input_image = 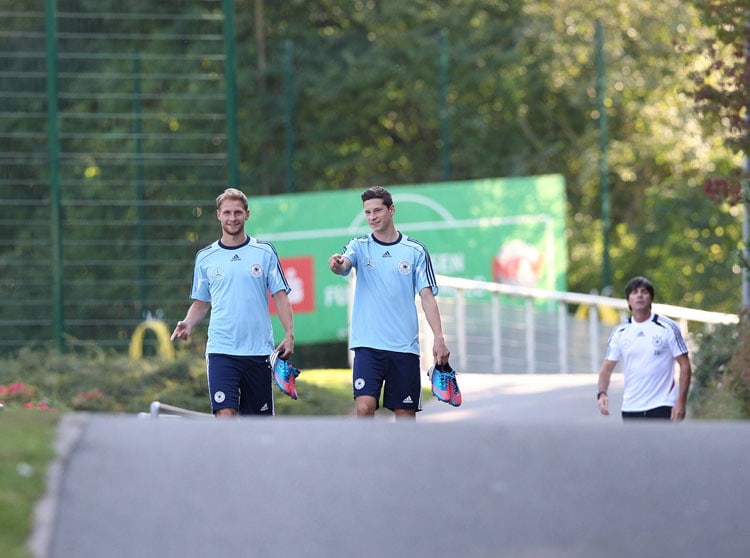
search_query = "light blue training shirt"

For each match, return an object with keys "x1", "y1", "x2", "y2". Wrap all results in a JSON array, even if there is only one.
[
  {"x1": 341, "y1": 232, "x2": 438, "y2": 355},
  {"x1": 190, "y1": 236, "x2": 290, "y2": 356}
]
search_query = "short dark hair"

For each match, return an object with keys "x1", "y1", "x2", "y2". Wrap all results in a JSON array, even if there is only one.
[
  {"x1": 624, "y1": 276, "x2": 655, "y2": 300},
  {"x1": 361, "y1": 186, "x2": 393, "y2": 207}
]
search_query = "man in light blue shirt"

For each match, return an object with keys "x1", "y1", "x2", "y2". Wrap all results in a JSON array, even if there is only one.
[
  {"x1": 328, "y1": 186, "x2": 451, "y2": 420},
  {"x1": 171, "y1": 188, "x2": 294, "y2": 417}
]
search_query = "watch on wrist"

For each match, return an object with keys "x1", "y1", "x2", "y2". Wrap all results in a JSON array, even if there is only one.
[{"x1": 597, "y1": 391, "x2": 607, "y2": 400}]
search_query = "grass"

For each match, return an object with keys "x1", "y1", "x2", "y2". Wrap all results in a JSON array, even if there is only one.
[
  {"x1": 275, "y1": 368, "x2": 355, "y2": 416},
  {"x1": 0, "y1": 407, "x2": 58, "y2": 558},
  {"x1": 690, "y1": 385, "x2": 748, "y2": 420}
]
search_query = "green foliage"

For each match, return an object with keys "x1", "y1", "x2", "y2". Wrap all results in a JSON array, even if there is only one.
[
  {"x1": 686, "y1": 0, "x2": 750, "y2": 414},
  {"x1": 608, "y1": 180, "x2": 742, "y2": 310},
  {"x1": 275, "y1": 369, "x2": 354, "y2": 416},
  {"x1": 691, "y1": 0, "x2": 750, "y2": 162},
  {"x1": 722, "y1": 317, "x2": 750, "y2": 417},
  {"x1": 0, "y1": 344, "x2": 356, "y2": 416},
  {"x1": 690, "y1": 320, "x2": 750, "y2": 419},
  {"x1": 691, "y1": 323, "x2": 738, "y2": 394},
  {"x1": 1, "y1": 0, "x2": 746, "y2": 354},
  {"x1": 0, "y1": 343, "x2": 201, "y2": 414}
]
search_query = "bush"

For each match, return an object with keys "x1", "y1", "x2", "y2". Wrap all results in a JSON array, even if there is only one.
[
  {"x1": 0, "y1": 342, "x2": 353, "y2": 416},
  {"x1": 690, "y1": 318, "x2": 750, "y2": 419},
  {"x1": 723, "y1": 316, "x2": 750, "y2": 417}
]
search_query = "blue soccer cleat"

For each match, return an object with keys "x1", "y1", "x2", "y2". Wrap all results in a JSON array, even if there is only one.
[
  {"x1": 443, "y1": 362, "x2": 462, "y2": 407},
  {"x1": 268, "y1": 350, "x2": 300, "y2": 400},
  {"x1": 428, "y1": 363, "x2": 451, "y2": 404},
  {"x1": 428, "y1": 362, "x2": 461, "y2": 407}
]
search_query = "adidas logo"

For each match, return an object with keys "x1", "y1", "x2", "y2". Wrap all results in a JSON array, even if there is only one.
[
  {"x1": 383, "y1": 251, "x2": 392, "y2": 258},
  {"x1": 260, "y1": 403, "x2": 269, "y2": 412},
  {"x1": 636, "y1": 331, "x2": 645, "y2": 337},
  {"x1": 402, "y1": 395, "x2": 413, "y2": 404},
  {"x1": 231, "y1": 254, "x2": 241, "y2": 261}
]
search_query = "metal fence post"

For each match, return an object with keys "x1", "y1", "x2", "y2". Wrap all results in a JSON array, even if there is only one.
[
  {"x1": 439, "y1": 29, "x2": 452, "y2": 181},
  {"x1": 525, "y1": 297, "x2": 535, "y2": 373},
  {"x1": 491, "y1": 293, "x2": 502, "y2": 373},
  {"x1": 558, "y1": 302, "x2": 569, "y2": 373},
  {"x1": 45, "y1": 0, "x2": 64, "y2": 352},
  {"x1": 456, "y1": 287, "x2": 467, "y2": 372},
  {"x1": 283, "y1": 39, "x2": 296, "y2": 193},
  {"x1": 223, "y1": 0, "x2": 240, "y2": 188}
]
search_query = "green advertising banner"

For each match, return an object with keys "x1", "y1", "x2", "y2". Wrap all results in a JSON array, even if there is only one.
[{"x1": 248, "y1": 175, "x2": 567, "y2": 345}]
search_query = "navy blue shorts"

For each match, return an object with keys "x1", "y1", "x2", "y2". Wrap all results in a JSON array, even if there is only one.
[
  {"x1": 352, "y1": 347, "x2": 422, "y2": 412},
  {"x1": 206, "y1": 354, "x2": 274, "y2": 415}
]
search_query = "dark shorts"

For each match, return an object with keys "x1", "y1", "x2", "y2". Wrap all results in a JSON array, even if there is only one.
[
  {"x1": 621, "y1": 406, "x2": 672, "y2": 420},
  {"x1": 206, "y1": 354, "x2": 274, "y2": 415},
  {"x1": 352, "y1": 347, "x2": 422, "y2": 412}
]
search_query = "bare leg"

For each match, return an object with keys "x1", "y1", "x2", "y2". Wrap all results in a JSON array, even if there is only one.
[
  {"x1": 393, "y1": 409, "x2": 416, "y2": 421},
  {"x1": 354, "y1": 395, "x2": 377, "y2": 418}
]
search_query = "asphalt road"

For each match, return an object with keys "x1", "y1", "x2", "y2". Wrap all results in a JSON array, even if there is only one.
[{"x1": 31, "y1": 374, "x2": 750, "y2": 558}]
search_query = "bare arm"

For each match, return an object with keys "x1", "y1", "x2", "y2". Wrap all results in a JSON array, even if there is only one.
[
  {"x1": 170, "y1": 300, "x2": 211, "y2": 341},
  {"x1": 596, "y1": 359, "x2": 617, "y2": 416},
  {"x1": 419, "y1": 287, "x2": 450, "y2": 365},
  {"x1": 671, "y1": 353, "x2": 692, "y2": 421},
  {"x1": 328, "y1": 253, "x2": 352, "y2": 275},
  {"x1": 271, "y1": 289, "x2": 295, "y2": 358}
]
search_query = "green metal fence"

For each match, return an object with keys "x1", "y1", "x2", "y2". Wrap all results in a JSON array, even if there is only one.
[
  {"x1": 1, "y1": 1, "x2": 237, "y2": 353},
  {"x1": 0, "y1": 1, "x2": 458, "y2": 357}
]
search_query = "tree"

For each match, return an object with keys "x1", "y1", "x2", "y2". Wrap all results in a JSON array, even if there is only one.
[
  {"x1": 1, "y1": 0, "x2": 745, "y2": 353},
  {"x1": 692, "y1": 0, "x2": 750, "y2": 300}
]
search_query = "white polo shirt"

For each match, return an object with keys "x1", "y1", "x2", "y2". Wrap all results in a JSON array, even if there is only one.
[{"x1": 603, "y1": 313, "x2": 689, "y2": 412}]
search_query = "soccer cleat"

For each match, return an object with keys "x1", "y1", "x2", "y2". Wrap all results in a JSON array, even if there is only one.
[
  {"x1": 429, "y1": 362, "x2": 462, "y2": 407},
  {"x1": 428, "y1": 363, "x2": 451, "y2": 404},
  {"x1": 268, "y1": 350, "x2": 300, "y2": 400},
  {"x1": 443, "y1": 362, "x2": 462, "y2": 407}
]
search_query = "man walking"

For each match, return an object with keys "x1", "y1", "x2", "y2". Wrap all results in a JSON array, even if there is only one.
[
  {"x1": 597, "y1": 276, "x2": 692, "y2": 421},
  {"x1": 328, "y1": 186, "x2": 451, "y2": 420},
  {"x1": 171, "y1": 188, "x2": 295, "y2": 417}
]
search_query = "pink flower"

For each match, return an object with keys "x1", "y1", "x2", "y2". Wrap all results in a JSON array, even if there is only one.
[{"x1": 9, "y1": 383, "x2": 26, "y2": 395}]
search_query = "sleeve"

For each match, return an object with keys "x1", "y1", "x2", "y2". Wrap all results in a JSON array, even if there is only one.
[
  {"x1": 190, "y1": 256, "x2": 211, "y2": 302},
  {"x1": 341, "y1": 238, "x2": 358, "y2": 275},
  {"x1": 266, "y1": 245, "x2": 291, "y2": 296},
  {"x1": 668, "y1": 320, "x2": 689, "y2": 356},
  {"x1": 415, "y1": 245, "x2": 438, "y2": 296},
  {"x1": 603, "y1": 328, "x2": 621, "y2": 362}
]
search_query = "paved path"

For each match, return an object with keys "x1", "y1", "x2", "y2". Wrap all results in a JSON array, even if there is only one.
[
  {"x1": 32, "y1": 374, "x2": 750, "y2": 558},
  {"x1": 419, "y1": 373, "x2": 624, "y2": 423}
]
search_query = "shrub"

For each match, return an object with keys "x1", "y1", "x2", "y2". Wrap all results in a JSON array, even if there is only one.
[
  {"x1": 0, "y1": 342, "x2": 353, "y2": 416},
  {"x1": 690, "y1": 318, "x2": 750, "y2": 419}
]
